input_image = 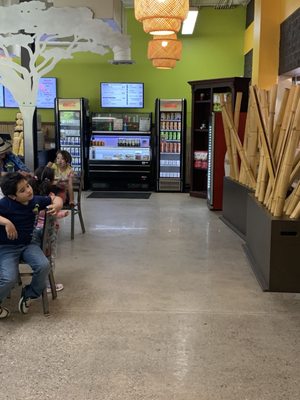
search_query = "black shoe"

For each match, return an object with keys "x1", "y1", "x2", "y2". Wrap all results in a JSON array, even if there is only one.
[
  {"x1": 0, "y1": 305, "x2": 10, "y2": 319},
  {"x1": 18, "y1": 289, "x2": 32, "y2": 314}
]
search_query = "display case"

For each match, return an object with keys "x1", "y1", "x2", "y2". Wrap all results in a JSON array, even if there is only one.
[
  {"x1": 55, "y1": 98, "x2": 90, "y2": 189},
  {"x1": 88, "y1": 112, "x2": 153, "y2": 190},
  {"x1": 188, "y1": 77, "x2": 250, "y2": 204},
  {"x1": 155, "y1": 99, "x2": 186, "y2": 192}
]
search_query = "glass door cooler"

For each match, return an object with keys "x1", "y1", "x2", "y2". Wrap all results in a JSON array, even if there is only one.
[
  {"x1": 55, "y1": 98, "x2": 89, "y2": 188},
  {"x1": 155, "y1": 98, "x2": 186, "y2": 192},
  {"x1": 88, "y1": 113, "x2": 153, "y2": 190}
]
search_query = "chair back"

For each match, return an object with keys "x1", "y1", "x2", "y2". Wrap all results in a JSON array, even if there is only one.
[{"x1": 72, "y1": 172, "x2": 84, "y2": 205}]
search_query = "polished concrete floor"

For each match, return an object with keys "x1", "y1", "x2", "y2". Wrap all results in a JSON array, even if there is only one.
[{"x1": 1, "y1": 193, "x2": 300, "y2": 400}]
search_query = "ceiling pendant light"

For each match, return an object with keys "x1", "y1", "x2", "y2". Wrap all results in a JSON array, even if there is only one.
[
  {"x1": 135, "y1": 0, "x2": 189, "y2": 35},
  {"x1": 152, "y1": 59, "x2": 177, "y2": 69},
  {"x1": 147, "y1": 34, "x2": 182, "y2": 69}
]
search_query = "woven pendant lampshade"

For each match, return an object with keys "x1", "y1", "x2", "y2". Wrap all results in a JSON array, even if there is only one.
[
  {"x1": 135, "y1": 0, "x2": 189, "y2": 35},
  {"x1": 148, "y1": 34, "x2": 182, "y2": 69},
  {"x1": 152, "y1": 59, "x2": 177, "y2": 69}
]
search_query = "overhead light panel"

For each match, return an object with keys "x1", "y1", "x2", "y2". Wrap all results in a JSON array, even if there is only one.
[{"x1": 181, "y1": 8, "x2": 199, "y2": 35}]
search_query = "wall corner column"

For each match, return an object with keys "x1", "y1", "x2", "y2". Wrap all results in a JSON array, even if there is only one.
[{"x1": 252, "y1": 0, "x2": 281, "y2": 89}]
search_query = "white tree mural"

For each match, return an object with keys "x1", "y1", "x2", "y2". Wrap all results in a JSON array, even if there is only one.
[{"x1": 0, "y1": 1, "x2": 131, "y2": 169}]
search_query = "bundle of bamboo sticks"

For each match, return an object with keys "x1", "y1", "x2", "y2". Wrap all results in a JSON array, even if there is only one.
[{"x1": 221, "y1": 84, "x2": 300, "y2": 219}]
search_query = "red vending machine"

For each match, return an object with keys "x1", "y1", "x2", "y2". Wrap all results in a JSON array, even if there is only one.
[{"x1": 207, "y1": 111, "x2": 247, "y2": 210}]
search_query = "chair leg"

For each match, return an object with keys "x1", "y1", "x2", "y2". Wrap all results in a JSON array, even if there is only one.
[
  {"x1": 42, "y1": 288, "x2": 50, "y2": 316},
  {"x1": 48, "y1": 269, "x2": 57, "y2": 300},
  {"x1": 71, "y1": 209, "x2": 75, "y2": 240},
  {"x1": 78, "y1": 207, "x2": 86, "y2": 234}
]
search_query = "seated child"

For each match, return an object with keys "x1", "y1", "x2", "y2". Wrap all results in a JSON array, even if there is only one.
[
  {"x1": 30, "y1": 166, "x2": 69, "y2": 293},
  {"x1": 47, "y1": 150, "x2": 74, "y2": 206},
  {"x1": 0, "y1": 172, "x2": 63, "y2": 319}
]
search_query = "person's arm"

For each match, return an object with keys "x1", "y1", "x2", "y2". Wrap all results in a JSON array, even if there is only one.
[
  {"x1": 0, "y1": 215, "x2": 18, "y2": 240},
  {"x1": 47, "y1": 194, "x2": 63, "y2": 215},
  {"x1": 8, "y1": 153, "x2": 30, "y2": 173},
  {"x1": 46, "y1": 161, "x2": 53, "y2": 168}
]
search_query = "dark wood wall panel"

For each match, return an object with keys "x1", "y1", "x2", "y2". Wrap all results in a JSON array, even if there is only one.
[
  {"x1": 246, "y1": 0, "x2": 254, "y2": 28},
  {"x1": 279, "y1": 7, "x2": 300, "y2": 75},
  {"x1": 244, "y1": 49, "x2": 253, "y2": 79}
]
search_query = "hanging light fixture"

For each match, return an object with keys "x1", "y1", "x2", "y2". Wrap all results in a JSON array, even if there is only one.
[
  {"x1": 152, "y1": 59, "x2": 177, "y2": 69},
  {"x1": 147, "y1": 34, "x2": 182, "y2": 69},
  {"x1": 135, "y1": 0, "x2": 189, "y2": 35}
]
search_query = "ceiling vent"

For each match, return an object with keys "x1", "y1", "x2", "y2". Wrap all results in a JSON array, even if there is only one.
[{"x1": 109, "y1": 46, "x2": 135, "y2": 65}]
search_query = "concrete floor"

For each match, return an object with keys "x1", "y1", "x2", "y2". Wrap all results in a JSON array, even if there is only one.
[{"x1": 1, "y1": 192, "x2": 300, "y2": 400}]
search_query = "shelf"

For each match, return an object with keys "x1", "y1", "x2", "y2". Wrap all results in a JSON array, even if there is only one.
[
  {"x1": 91, "y1": 146, "x2": 150, "y2": 150},
  {"x1": 195, "y1": 100, "x2": 211, "y2": 103},
  {"x1": 92, "y1": 130, "x2": 151, "y2": 134},
  {"x1": 160, "y1": 140, "x2": 181, "y2": 142},
  {"x1": 194, "y1": 129, "x2": 209, "y2": 133},
  {"x1": 160, "y1": 129, "x2": 181, "y2": 132}
]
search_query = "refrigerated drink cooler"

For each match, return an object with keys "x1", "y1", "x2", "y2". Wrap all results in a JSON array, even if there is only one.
[
  {"x1": 55, "y1": 98, "x2": 89, "y2": 188},
  {"x1": 155, "y1": 98, "x2": 186, "y2": 192},
  {"x1": 88, "y1": 112, "x2": 153, "y2": 191},
  {"x1": 207, "y1": 111, "x2": 247, "y2": 210}
]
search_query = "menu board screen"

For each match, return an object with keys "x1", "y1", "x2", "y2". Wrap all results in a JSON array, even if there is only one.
[
  {"x1": 101, "y1": 82, "x2": 144, "y2": 109},
  {"x1": 0, "y1": 85, "x2": 3, "y2": 107},
  {"x1": 3, "y1": 77, "x2": 57, "y2": 108}
]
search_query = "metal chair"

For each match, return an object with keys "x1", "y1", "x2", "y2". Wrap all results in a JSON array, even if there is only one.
[
  {"x1": 19, "y1": 213, "x2": 57, "y2": 315},
  {"x1": 63, "y1": 173, "x2": 86, "y2": 240}
]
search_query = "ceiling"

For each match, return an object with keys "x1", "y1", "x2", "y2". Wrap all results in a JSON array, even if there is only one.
[{"x1": 121, "y1": 0, "x2": 250, "y2": 8}]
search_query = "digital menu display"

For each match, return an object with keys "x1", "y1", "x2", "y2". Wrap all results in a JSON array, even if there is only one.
[
  {"x1": 101, "y1": 82, "x2": 144, "y2": 109},
  {"x1": 3, "y1": 77, "x2": 57, "y2": 108},
  {"x1": 0, "y1": 85, "x2": 4, "y2": 107}
]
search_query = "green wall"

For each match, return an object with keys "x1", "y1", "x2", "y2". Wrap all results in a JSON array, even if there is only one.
[{"x1": 0, "y1": 7, "x2": 246, "y2": 126}]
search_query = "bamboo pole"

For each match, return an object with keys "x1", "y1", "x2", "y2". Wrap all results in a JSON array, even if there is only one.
[
  {"x1": 288, "y1": 151, "x2": 300, "y2": 186},
  {"x1": 221, "y1": 100, "x2": 256, "y2": 188},
  {"x1": 272, "y1": 88, "x2": 290, "y2": 152},
  {"x1": 220, "y1": 94, "x2": 235, "y2": 180},
  {"x1": 257, "y1": 91, "x2": 271, "y2": 201},
  {"x1": 273, "y1": 87, "x2": 300, "y2": 217},
  {"x1": 255, "y1": 147, "x2": 264, "y2": 198},
  {"x1": 290, "y1": 199, "x2": 300, "y2": 219},
  {"x1": 285, "y1": 181, "x2": 300, "y2": 215},
  {"x1": 238, "y1": 95, "x2": 251, "y2": 185},
  {"x1": 274, "y1": 86, "x2": 296, "y2": 164},
  {"x1": 231, "y1": 92, "x2": 242, "y2": 179},
  {"x1": 258, "y1": 86, "x2": 277, "y2": 203},
  {"x1": 245, "y1": 96, "x2": 259, "y2": 184},
  {"x1": 250, "y1": 86, "x2": 276, "y2": 186},
  {"x1": 267, "y1": 85, "x2": 278, "y2": 147},
  {"x1": 271, "y1": 86, "x2": 300, "y2": 214},
  {"x1": 227, "y1": 100, "x2": 239, "y2": 180},
  {"x1": 269, "y1": 88, "x2": 297, "y2": 213}
]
